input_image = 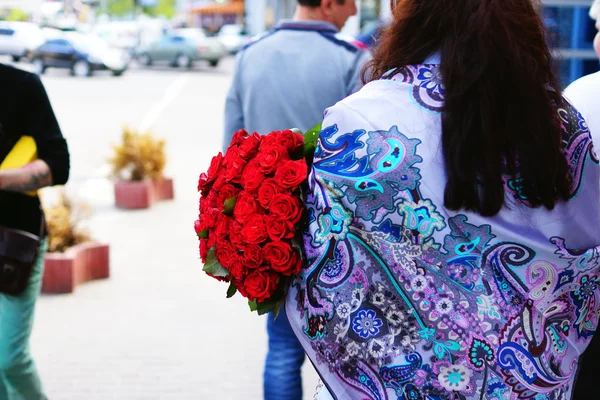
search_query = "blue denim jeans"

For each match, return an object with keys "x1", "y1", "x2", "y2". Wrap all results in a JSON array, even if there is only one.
[
  {"x1": 0, "y1": 240, "x2": 47, "y2": 400},
  {"x1": 264, "y1": 307, "x2": 305, "y2": 400}
]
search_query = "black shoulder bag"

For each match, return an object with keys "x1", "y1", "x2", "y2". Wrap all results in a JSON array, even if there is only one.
[{"x1": 0, "y1": 129, "x2": 44, "y2": 296}]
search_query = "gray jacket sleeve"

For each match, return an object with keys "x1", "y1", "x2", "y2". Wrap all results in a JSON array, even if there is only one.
[
  {"x1": 346, "y1": 50, "x2": 373, "y2": 96},
  {"x1": 223, "y1": 53, "x2": 245, "y2": 153}
]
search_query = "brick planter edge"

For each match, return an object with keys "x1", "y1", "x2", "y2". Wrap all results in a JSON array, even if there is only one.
[{"x1": 42, "y1": 242, "x2": 110, "y2": 294}]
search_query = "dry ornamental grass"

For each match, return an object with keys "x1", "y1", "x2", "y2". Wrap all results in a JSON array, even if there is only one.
[
  {"x1": 44, "y1": 189, "x2": 91, "y2": 253},
  {"x1": 109, "y1": 127, "x2": 167, "y2": 181}
]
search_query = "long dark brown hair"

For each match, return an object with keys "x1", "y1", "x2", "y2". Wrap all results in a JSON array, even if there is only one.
[{"x1": 366, "y1": 0, "x2": 571, "y2": 216}]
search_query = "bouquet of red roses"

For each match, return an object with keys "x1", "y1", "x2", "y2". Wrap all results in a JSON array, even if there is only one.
[{"x1": 195, "y1": 127, "x2": 319, "y2": 315}]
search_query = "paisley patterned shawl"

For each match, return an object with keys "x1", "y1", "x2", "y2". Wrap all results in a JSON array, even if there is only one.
[{"x1": 285, "y1": 63, "x2": 600, "y2": 400}]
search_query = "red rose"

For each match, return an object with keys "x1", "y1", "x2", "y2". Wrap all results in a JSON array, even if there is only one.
[
  {"x1": 224, "y1": 157, "x2": 246, "y2": 183},
  {"x1": 257, "y1": 179, "x2": 283, "y2": 208},
  {"x1": 277, "y1": 130, "x2": 304, "y2": 151},
  {"x1": 264, "y1": 242, "x2": 303, "y2": 276},
  {"x1": 239, "y1": 132, "x2": 262, "y2": 159},
  {"x1": 222, "y1": 147, "x2": 245, "y2": 182},
  {"x1": 265, "y1": 216, "x2": 295, "y2": 242},
  {"x1": 241, "y1": 214, "x2": 268, "y2": 244},
  {"x1": 211, "y1": 175, "x2": 226, "y2": 192},
  {"x1": 229, "y1": 220, "x2": 246, "y2": 249},
  {"x1": 200, "y1": 194, "x2": 217, "y2": 221},
  {"x1": 234, "y1": 191, "x2": 259, "y2": 223},
  {"x1": 257, "y1": 144, "x2": 290, "y2": 175},
  {"x1": 241, "y1": 269, "x2": 279, "y2": 302},
  {"x1": 197, "y1": 209, "x2": 218, "y2": 233},
  {"x1": 270, "y1": 193, "x2": 303, "y2": 224},
  {"x1": 206, "y1": 208, "x2": 221, "y2": 228},
  {"x1": 204, "y1": 191, "x2": 219, "y2": 210},
  {"x1": 230, "y1": 129, "x2": 249, "y2": 147},
  {"x1": 244, "y1": 244, "x2": 264, "y2": 268},
  {"x1": 274, "y1": 159, "x2": 308, "y2": 190},
  {"x1": 207, "y1": 153, "x2": 224, "y2": 181},
  {"x1": 215, "y1": 215, "x2": 232, "y2": 242},
  {"x1": 216, "y1": 241, "x2": 239, "y2": 269},
  {"x1": 197, "y1": 173, "x2": 210, "y2": 194},
  {"x1": 199, "y1": 196, "x2": 207, "y2": 213},
  {"x1": 199, "y1": 239, "x2": 209, "y2": 263},
  {"x1": 217, "y1": 184, "x2": 240, "y2": 212},
  {"x1": 259, "y1": 132, "x2": 280, "y2": 151},
  {"x1": 198, "y1": 153, "x2": 225, "y2": 194},
  {"x1": 227, "y1": 259, "x2": 247, "y2": 280},
  {"x1": 242, "y1": 160, "x2": 266, "y2": 193},
  {"x1": 207, "y1": 232, "x2": 216, "y2": 249}
]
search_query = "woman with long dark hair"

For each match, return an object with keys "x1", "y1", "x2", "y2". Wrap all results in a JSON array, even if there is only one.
[{"x1": 285, "y1": 0, "x2": 600, "y2": 399}]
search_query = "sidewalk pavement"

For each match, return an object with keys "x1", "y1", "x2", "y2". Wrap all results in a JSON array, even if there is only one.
[
  {"x1": 29, "y1": 67, "x2": 320, "y2": 399},
  {"x1": 31, "y1": 169, "x2": 320, "y2": 400}
]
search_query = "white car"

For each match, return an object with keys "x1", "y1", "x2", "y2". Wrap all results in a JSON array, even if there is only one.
[
  {"x1": 30, "y1": 33, "x2": 130, "y2": 77},
  {"x1": 0, "y1": 22, "x2": 45, "y2": 62},
  {"x1": 217, "y1": 24, "x2": 250, "y2": 54},
  {"x1": 71, "y1": 34, "x2": 131, "y2": 73}
]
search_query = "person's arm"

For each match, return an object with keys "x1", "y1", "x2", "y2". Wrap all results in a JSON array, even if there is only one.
[
  {"x1": 223, "y1": 53, "x2": 245, "y2": 153},
  {"x1": 4, "y1": 73, "x2": 70, "y2": 194},
  {"x1": 0, "y1": 160, "x2": 52, "y2": 193}
]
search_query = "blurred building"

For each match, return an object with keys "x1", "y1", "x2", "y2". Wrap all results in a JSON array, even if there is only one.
[
  {"x1": 189, "y1": 0, "x2": 244, "y2": 34},
  {"x1": 187, "y1": 0, "x2": 391, "y2": 35},
  {"x1": 188, "y1": 0, "x2": 289, "y2": 35}
]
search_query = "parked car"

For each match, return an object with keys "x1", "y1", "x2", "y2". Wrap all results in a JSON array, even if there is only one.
[
  {"x1": 136, "y1": 29, "x2": 227, "y2": 68},
  {"x1": 29, "y1": 34, "x2": 130, "y2": 77},
  {"x1": 0, "y1": 21, "x2": 45, "y2": 62},
  {"x1": 217, "y1": 24, "x2": 250, "y2": 54}
]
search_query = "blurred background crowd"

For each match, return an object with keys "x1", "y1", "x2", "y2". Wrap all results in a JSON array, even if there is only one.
[{"x1": 0, "y1": 0, "x2": 596, "y2": 84}]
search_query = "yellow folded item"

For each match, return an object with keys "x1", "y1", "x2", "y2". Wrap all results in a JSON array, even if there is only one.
[{"x1": 0, "y1": 136, "x2": 38, "y2": 197}]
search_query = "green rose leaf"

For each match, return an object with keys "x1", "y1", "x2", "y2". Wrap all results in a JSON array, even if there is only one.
[
  {"x1": 202, "y1": 247, "x2": 230, "y2": 278},
  {"x1": 224, "y1": 196, "x2": 237, "y2": 216},
  {"x1": 303, "y1": 123, "x2": 322, "y2": 169},
  {"x1": 198, "y1": 230, "x2": 209, "y2": 239},
  {"x1": 248, "y1": 300, "x2": 258, "y2": 312},
  {"x1": 226, "y1": 281, "x2": 237, "y2": 298},
  {"x1": 256, "y1": 300, "x2": 276, "y2": 316},
  {"x1": 271, "y1": 300, "x2": 284, "y2": 320},
  {"x1": 303, "y1": 123, "x2": 321, "y2": 147},
  {"x1": 255, "y1": 290, "x2": 287, "y2": 317}
]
